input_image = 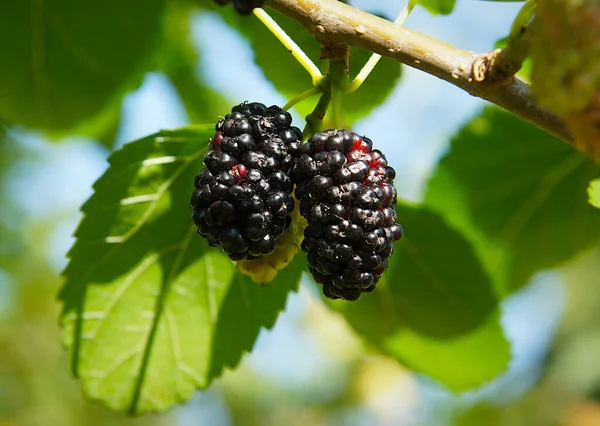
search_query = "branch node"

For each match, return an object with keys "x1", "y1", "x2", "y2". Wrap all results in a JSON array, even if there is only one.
[
  {"x1": 321, "y1": 42, "x2": 349, "y2": 62},
  {"x1": 472, "y1": 49, "x2": 515, "y2": 85},
  {"x1": 268, "y1": 0, "x2": 575, "y2": 148},
  {"x1": 472, "y1": 49, "x2": 498, "y2": 83}
]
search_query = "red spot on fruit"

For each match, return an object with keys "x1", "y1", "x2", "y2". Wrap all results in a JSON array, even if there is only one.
[
  {"x1": 211, "y1": 132, "x2": 223, "y2": 150},
  {"x1": 367, "y1": 151, "x2": 385, "y2": 168},
  {"x1": 231, "y1": 164, "x2": 247, "y2": 181},
  {"x1": 352, "y1": 135, "x2": 370, "y2": 152}
]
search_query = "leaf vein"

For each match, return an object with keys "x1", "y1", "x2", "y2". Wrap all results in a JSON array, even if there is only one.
[
  {"x1": 500, "y1": 152, "x2": 586, "y2": 244},
  {"x1": 87, "y1": 243, "x2": 181, "y2": 342},
  {"x1": 88, "y1": 345, "x2": 143, "y2": 380}
]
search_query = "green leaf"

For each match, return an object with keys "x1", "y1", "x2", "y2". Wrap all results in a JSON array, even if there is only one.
[
  {"x1": 216, "y1": 8, "x2": 401, "y2": 124},
  {"x1": 390, "y1": 203, "x2": 498, "y2": 338},
  {"x1": 590, "y1": 179, "x2": 600, "y2": 209},
  {"x1": 426, "y1": 107, "x2": 600, "y2": 295},
  {"x1": 383, "y1": 313, "x2": 508, "y2": 391},
  {"x1": 330, "y1": 204, "x2": 508, "y2": 390},
  {"x1": 0, "y1": 0, "x2": 164, "y2": 131},
  {"x1": 59, "y1": 128, "x2": 302, "y2": 415},
  {"x1": 412, "y1": 0, "x2": 456, "y2": 15}
]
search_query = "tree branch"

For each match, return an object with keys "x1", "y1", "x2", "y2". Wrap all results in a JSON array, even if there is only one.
[{"x1": 267, "y1": 0, "x2": 575, "y2": 146}]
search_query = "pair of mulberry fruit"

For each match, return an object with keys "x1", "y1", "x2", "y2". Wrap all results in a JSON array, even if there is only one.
[{"x1": 191, "y1": 102, "x2": 403, "y2": 301}]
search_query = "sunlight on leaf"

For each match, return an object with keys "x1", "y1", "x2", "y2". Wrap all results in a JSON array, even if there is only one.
[
  {"x1": 384, "y1": 312, "x2": 508, "y2": 391},
  {"x1": 590, "y1": 179, "x2": 600, "y2": 209},
  {"x1": 59, "y1": 128, "x2": 302, "y2": 415}
]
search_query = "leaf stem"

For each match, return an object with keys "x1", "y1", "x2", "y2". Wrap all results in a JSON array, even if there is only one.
[
  {"x1": 303, "y1": 90, "x2": 331, "y2": 139},
  {"x1": 329, "y1": 59, "x2": 347, "y2": 129},
  {"x1": 345, "y1": 1, "x2": 414, "y2": 94},
  {"x1": 282, "y1": 87, "x2": 321, "y2": 111},
  {"x1": 331, "y1": 83, "x2": 343, "y2": 129},
  {"x1": 492, "y1": 0, "x2": 535, "y2": 79},
  {"x1": 253, "y1": 8, "x2": 323, "y2": 86}
]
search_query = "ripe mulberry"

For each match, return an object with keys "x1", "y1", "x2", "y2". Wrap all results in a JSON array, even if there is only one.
[
  {"x1": 213, "y1": 0, "x2": 267, "y2": 15},
  {"x1": 237, "y1": 197, "x2": 307, "y2": 284},
  {"x1": 292, "y1": 129, "x2": 403, "y2": 301},
  {"x1": 191, "y1": 102, "x2": 301, "y2": 262}
]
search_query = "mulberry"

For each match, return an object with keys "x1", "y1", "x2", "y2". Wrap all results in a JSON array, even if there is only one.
[
  {"x1": 237, "y1": 197, "x2": 307, "y2": 283},
  {"x1": 292, "y1": 129, "x2": 403, "y2": 301},
  {"x1": 191, "y1": 102, "x2": 301, "y2": 261}
]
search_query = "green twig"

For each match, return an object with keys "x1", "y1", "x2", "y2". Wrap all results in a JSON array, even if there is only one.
[
  {"x1": 329, "y1": 59, "x2": 347, "y2": 128},
  {"x1": 345, "y1": 2, "x2": 414, "y2": 94},
  {"x1": 331, "y1": 84, "x2": 343, "y2": 129},
  {"x1": 282, "y1": 87, "x2": 321, "y2": 111},
  {"x1": 303, "y1": 90, "x2": 331, "y2": 139},
  {"x1": 268, "y1": 0, "x2": 574, "y2": 145},
  {"x1": 492, "y1": 0, "x2": 536, "y2": 79},
  {"x1": 253, "y1": 8, "x2": 323, "y2": 85}
]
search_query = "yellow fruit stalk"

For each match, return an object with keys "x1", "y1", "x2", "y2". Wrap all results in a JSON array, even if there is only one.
[{"x1": 237, "y1": 200, "x2": 307, "y2": 284}]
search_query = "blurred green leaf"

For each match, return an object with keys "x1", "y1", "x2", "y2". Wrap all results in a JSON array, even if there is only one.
[
  {"x1": 590, "y1": 179, "x2": 600, "y2": 209},
  {"x1": 386, "y1": 313, "x2": 508, "y2": 391},
  {"x1": 426, "y1": 107, "x2": 600, "y2": 295},
  {"x1": 214, "y1": 8, "x2": 401, "y2": 124},
  {"x1": 454, "y1": 404, "x2": 506, "y2": 426},
  {"x1": 77, "y1": 105, "x2": 122, "y2": 151},
  {"x1": 390, "y1": 203, "x2": 498, "y2": 338},
  {"x1": 59, "y1": 128, "x2": 302, "y2": 415},
  {"x1": 331, "y1": 204, "x2": 508, "y2": 390},
  {"x1": 159, "y1": 4, "x2": 230, "y2": 124},
  {"x1": 0, "y1": 0, "x2": 164, "y2": 131},
  {"x1": 412, "y1": 0, "x2": 456, "y2": 15},
  {"x1": 0, "y1": 133, "x2": 27, "y2": 270}
]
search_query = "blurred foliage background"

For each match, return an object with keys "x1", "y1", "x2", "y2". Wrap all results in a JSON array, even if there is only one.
[{"x1": 1, "y1": 0, "x2": 600, "y2": 425}]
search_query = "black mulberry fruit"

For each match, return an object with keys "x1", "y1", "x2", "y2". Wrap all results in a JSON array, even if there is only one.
[
  {"x1": 213, "y1": 0, "x2": 267, "y2": 15},
  {"x1": 292, "y1": 129, "x2": 403, "y2": 301},
  {"x1": 237, "y1": 198, "x2": 307, "y2": 283},
  {"x1": 191, "y1": 102, "x2": 302, "y2": 262}
]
